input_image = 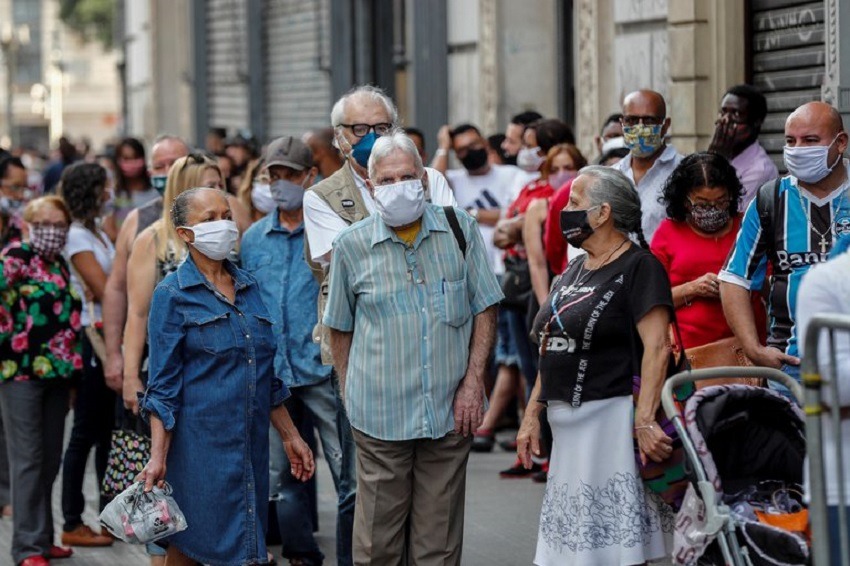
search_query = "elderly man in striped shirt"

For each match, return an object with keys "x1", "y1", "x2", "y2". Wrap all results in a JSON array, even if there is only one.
[{"x1": 323, "y1": 130, "x2": 502, "y2": 565}]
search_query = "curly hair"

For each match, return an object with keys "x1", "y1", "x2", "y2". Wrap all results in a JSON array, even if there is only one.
[
  {"x1": 660, "y1": 152, "x2": 743, "y2": 222},
  {"x1": 57, "y1": 162, "x2": 107, "y2": 232}
]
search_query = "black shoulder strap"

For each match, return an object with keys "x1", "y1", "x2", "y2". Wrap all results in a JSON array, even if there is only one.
[
  {"x1": 756, "y1": 177, "x2": 781, "y2": 255},
  {"x1": 443, "y1": 206, "x2": 467, "y2": 258}
]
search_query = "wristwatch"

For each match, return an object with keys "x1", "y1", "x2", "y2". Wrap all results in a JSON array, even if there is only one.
[{"x1": 469, "y1": 208, "x2": 480, "y2": 220}]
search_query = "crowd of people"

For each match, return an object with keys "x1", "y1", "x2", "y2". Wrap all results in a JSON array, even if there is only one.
[{"x1": 0, "y1": 79, "x2": 846, "y2": 566}]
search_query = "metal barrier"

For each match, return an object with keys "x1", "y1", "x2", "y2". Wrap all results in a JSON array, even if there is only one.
[{"x1": 803, "y1": 314, "x2": 850, "y2": 566}]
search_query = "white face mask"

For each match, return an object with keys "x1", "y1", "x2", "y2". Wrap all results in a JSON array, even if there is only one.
[
  {"x1": 517, "y1": 146, "x2": 545, "y2": 172},
  {"x1": 783, "y1": 135, "x2": 842, "y2": 184},
  {"x1": 250, "y1": 182, "x2": 275, "y2": 214},
  {"x1": 373, "y1": 179, "x2": 426, "y2": 227},
  {"x1": 181, "y1": 219, "x2": 239, "y2": 261}
]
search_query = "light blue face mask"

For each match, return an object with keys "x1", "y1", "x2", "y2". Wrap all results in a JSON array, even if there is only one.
[{"x1": 151, "y1": 175, "x2": 168, "y2": 195}]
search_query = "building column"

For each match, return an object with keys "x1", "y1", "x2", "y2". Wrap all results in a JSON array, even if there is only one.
[
  {"x1": 822, "y1": 0, "x2": 850, "y2": 123},
  {"x1": 667, "y1": 0, "x2": 745, "y2": 153}
]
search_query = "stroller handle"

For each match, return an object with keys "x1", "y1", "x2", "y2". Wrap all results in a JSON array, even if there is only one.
[{"x1": 661, "y1": 367, "x2": 803, "y2": 421}]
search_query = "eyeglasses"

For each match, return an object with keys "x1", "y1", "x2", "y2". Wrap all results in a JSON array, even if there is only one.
[
  {"x1": 339, "y1": 123, "x2": 393, "y2": 137},
  {"x1": 688, "y1": 197, "x2": 731, "y2": 210},
  {"x1": 621, "y1": 115, "x2": 664, "y2": 127},
  {"x1": 30, "y1": 221, "x2": 69, "y2": 230}
]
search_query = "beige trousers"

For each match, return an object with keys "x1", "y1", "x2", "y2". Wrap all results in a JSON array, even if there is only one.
[{"x1": 351, "y1": 429, "x2": 472, "y2": 566}]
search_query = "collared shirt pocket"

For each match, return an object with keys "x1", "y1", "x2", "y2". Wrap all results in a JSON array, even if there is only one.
[
  {"x1": 251, "y1": 313, "x2": 275, "y2": 349},
  {"x1": 192, "y1": 312, "x2": 235, "y2": 355},
  {"x1": 435, "y1": 276, "x2": 471, "y2": 327}
]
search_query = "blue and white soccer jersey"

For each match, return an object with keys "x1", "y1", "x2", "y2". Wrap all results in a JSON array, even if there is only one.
[{"x1": 719, "y1": 173, "x2": 850, "y2": 362}]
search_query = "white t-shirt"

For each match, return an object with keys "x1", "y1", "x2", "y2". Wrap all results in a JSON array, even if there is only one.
[
  {"x1": 797, "y1": 251, "x2": 850, "y2": 505},
  {"x1": 65, "y1": 223, "x2": 115, "y2": 327},
  {"x1": 445, "y1": 164, "x2": 521, "y2": 275},
  {"x1": 304, "y1": 166, "x2": 457, "y2": 266}
]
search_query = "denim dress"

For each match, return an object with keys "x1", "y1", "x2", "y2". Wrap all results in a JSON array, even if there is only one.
[{"x1": 140, "y1": 255, "x2": 289, "y2": 566}]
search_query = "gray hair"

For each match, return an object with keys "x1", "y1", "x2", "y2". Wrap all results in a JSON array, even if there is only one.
[
  {"x1": 579, "y1": 165, "x2": 647, "y2": 247},
  {"x1": 367, "y1": 129, "x2": 424, "y2": 181},
  {"x1": 330, "y1": 85, "x2": 398, "y2": 128},
  {"x1": 171, "y1": 187, "x2": 219, "y2": 229}
]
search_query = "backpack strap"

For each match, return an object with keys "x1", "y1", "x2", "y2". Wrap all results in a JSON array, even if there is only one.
[
  {"x1": 443, "y1": 206, "x2": 467, "y2": 258},
  {"x1": 756, "y1": 177, "x2": 781, "y2": 256}
]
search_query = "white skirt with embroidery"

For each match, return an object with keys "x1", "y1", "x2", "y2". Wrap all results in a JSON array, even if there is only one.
[{"x1": 534, "y1": 395, "x2": 674, "y2": 566}]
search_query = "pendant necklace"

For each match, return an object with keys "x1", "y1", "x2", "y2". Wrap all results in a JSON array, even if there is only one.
[{"x1": 797, "y1": 186, "x2": 847, "y2": 254}]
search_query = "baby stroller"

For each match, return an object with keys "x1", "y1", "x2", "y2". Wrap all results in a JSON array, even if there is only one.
[{"x1": 661, "y1": 367, "x2": 810, "y2": 565}]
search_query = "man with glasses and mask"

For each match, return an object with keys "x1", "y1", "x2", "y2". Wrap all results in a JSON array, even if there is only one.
[
  {"x1": 241, "y1": 136, "x2": 356, "y2": 566},
  {"x1": 720, "y1": 101, "x2": 850, "y2": 393},
  {"x1": 708, "y1": 84, "x2": 778, "y2": 208},
  {"x1": 0, "y1": 156, "x2": 31, "y2": 248},
  {"x1": 323, "y1": 130, "x2": 502, "y2": 565},
  {"x1": 303, "y1": 85, "x2": 456, "y2": 365},
  {"x1": 613, "y1": 89, "x2": 684, "y2": 240}
]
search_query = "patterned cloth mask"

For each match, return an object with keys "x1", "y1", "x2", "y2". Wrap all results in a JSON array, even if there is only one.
[
  {"x1": 623, "y1": 123, "x2": 664, "y2": 158},
  {"x1": 688, "y1": 202, "x2": 730, "y2": 234},
  {"x1": 30, "y1": 225, "x2": 68, "y2": 258}
]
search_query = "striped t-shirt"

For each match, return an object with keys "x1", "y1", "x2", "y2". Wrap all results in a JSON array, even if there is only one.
[{"x1": 719, "y1": 172, "x2": 850, "y2": 360}]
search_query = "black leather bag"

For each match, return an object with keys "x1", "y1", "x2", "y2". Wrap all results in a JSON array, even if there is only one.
[{"x1": 501, "y1": 254, "x2": 532, "y2": 310}]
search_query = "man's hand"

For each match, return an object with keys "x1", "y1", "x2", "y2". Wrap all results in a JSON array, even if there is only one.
[
  {"x1": 707, "y1": 116, "x2": 738, "y2": 158},
  {"x1": 104, "y1": 351, "x2": 124, "y2": 393},
  {"x1": 493, "y1": 217, "x2": 523, "y2": 249},
  {"x1": 437, "y1": 125, "x2": 452, "y2": 153},
  {"x1": 284, "y1": 436, "x2": 316, "y2": 482},
  {"x1": 746, "y1": 344, "x2": 800, "y2": 370},
  {"x1": 453, "y1": 377, "x2": 484, "y2": 436}
]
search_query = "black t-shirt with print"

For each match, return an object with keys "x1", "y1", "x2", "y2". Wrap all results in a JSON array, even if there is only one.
[{"x1": 532, "y1": 245, "x2": 673, "y2": 406}]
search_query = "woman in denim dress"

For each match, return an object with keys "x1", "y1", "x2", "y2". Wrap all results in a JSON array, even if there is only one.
[{"x1": 139, "y1": 187, "x2": 314, "y2": 566}]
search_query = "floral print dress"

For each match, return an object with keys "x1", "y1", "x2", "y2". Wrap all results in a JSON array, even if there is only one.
[{"x1": 0, "y1": 242, "x2": 83, "y2": 382}]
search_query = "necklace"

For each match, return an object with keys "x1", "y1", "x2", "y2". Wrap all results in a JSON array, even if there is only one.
[
  {"x1": 797, "y1": 186, "x2": 847, "y2": 254},
  {"x1": 569, "y1": 238, "x2": 630, "y2": 290}
]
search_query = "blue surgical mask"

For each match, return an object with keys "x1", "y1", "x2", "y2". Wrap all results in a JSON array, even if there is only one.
[
  {"x1": 351, "y1": 132, "x2": 378, "y2": 168},
  {"x1": 151, "y1": 175, "x2": 168, "y2": 195}
]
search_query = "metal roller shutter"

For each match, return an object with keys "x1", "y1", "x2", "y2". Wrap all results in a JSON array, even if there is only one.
[
  {"x1": 751, "y1": 0, "x2": 825, "y2": 171},
  {"x1": 207, "y1": 0, "x2": 250, "y2": 132},
  {"x1": 264, "y1": 0, "x2": 332, "y2": 139}
]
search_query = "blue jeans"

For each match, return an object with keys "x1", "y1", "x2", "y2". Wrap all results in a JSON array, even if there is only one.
[
  {"x1": 770, "y1": 363, "x2": 801, "y2": 403},
  {"x1": 494, "y1": 308, "x2": 518, "y2": 367},
  {"x1": 504, "y1": 307, "x2": 538, "y2": 396},
  {"x1": 270, "y1": 375, "x2": 356, "y2": 566}
]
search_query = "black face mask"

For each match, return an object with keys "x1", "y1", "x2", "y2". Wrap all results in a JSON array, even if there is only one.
[
  {"x1": 459, "y1": 147, "x2": 488, "y2": 171},
  {"x1": 503, "y1": 153, "x2": 517, "y2": 166},
  {"x1": 560, "y1": 208, "x2": 597, "y2": 248}
]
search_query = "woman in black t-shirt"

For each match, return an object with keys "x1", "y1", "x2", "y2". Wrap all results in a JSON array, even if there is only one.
[{"x1": 517, "y1": 166, "x2": 675, "y2": 565}]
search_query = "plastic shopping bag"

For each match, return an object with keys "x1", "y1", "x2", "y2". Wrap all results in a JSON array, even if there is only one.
[{"x1": 99, "y1": 481, "x2": 187, "y2": 544}]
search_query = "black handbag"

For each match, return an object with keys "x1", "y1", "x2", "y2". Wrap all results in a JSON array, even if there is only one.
[{"x1": 501, "y1": 254, "x2": 533, "y2": 310}]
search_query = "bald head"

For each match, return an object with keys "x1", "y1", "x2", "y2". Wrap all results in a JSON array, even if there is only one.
[
  {"x1": 623, "y1": 90, "x2": 667, "y2": 120},
  {"x1": 786, "y1": 101, "x2": 845, "y2": 138}
]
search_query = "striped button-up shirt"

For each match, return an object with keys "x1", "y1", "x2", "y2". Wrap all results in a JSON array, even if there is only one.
[{"x1": 323, "y1": 204, "x2": 503, "y2": 441}]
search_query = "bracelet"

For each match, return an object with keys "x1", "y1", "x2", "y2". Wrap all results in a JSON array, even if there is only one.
[
  {"x1": 634, "y1": 424, "x2": 656, "y2": 431},
  {"x1": 435, "y1": 148, "x2": 449, "y2": 157}
]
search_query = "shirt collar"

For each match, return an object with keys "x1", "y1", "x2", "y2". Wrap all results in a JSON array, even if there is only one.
[
  {"x1": 370, "y1": 204, "x2": 448, "y2": 248},
  {"x1": 177, "y1": 254, "x2": 252, "y2": 291},
  {"x1": 266, "y1": 211, "x2": 304, "y2": 236}
]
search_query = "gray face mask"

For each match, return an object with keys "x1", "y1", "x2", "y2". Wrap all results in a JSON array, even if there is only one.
[{"x1": 270, "y1": 179, "x2": 305, "y2": 211}]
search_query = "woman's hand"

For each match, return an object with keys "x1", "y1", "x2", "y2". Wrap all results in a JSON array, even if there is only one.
[
  {"x1": 137, "y1": 456, "x2": 166, "y2": 492},
  {"x1": 283, "y1": 437, "x2": 316, "y2": 482},
  {"x1": 516, "y1": 413, "x2": 542, "y2": 470},
  {"x1": 635, "y1": 423, "x2": 673, "y2": 465},
  {"x1": 688, "y1": 273, "x2": 720, "y2": 298},
  {"x1": 123, "y1": 374, "x2": 144, "y2": 415}
]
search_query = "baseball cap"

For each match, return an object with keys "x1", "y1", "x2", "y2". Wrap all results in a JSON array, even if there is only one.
[{"x1": 264, "y1": 136, "x2": 314, "y2": 171}]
